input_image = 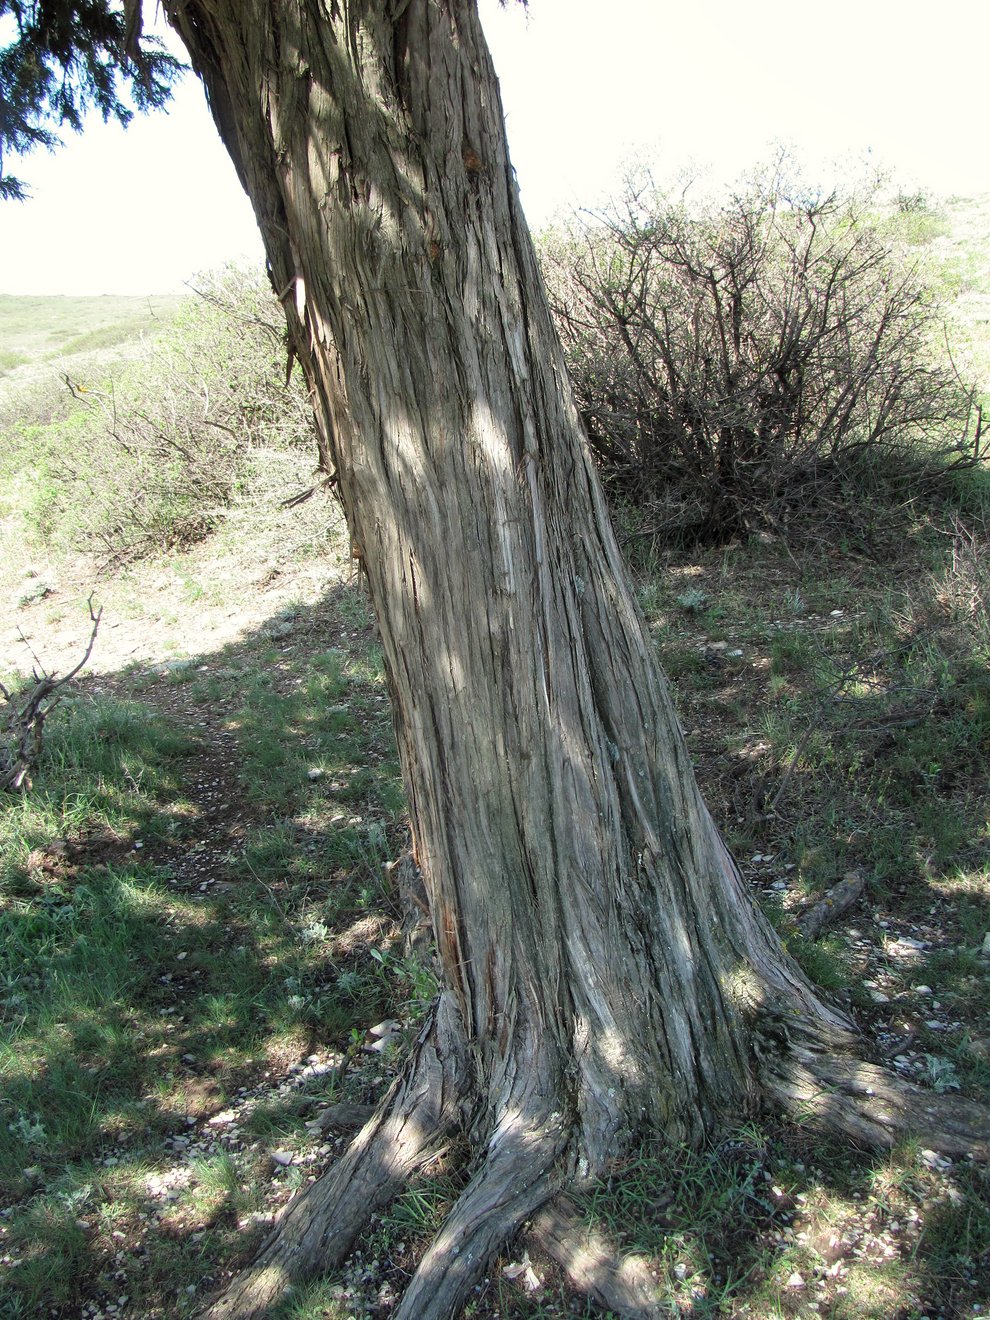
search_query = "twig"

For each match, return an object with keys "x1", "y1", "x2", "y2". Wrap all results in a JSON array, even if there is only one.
[{"x1": 796, "y1": 870, "x2": 866, "y2": 940}]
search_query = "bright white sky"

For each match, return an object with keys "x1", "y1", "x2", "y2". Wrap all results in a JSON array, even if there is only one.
[{"x1": 1, "y1": 0, "x2": 988, "y2": 296}]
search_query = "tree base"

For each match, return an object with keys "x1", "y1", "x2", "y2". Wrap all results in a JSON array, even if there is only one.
[{"x1": 201, "y1": 993, "x2": 990, "y2": 1320}]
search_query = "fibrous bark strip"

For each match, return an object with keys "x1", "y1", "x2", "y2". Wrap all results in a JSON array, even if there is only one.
[{"x1": 157, "y1": 4, "x2": 990, "y2": 1316}]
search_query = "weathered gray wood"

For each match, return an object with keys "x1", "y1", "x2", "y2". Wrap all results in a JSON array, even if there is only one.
[
  {"x1": 166, "y1": 0, "x2": 850, "y2": 1155},
  {"x1": 308, "y1": 1102, "x2": 375, "y2": 1133},
  {"x1": 529, "y1": 1198, "x2": 668, "y2": 1319},
  {"x1": 796, "y1": 870, "x2": 866, "y2": 940},
  {"x1": 158, "y1": 4, "x2": 990, "y2": 1317},
  {"x1": 762, "y1": 1051, "x2": 990, "y2": 1160}
]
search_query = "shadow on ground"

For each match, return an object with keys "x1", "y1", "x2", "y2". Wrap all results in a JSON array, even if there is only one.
[{"x1": 1, "y1": 571, "x2": 988, "y2": 1319}]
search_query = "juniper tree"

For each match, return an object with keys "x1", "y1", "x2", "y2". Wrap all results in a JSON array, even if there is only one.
[{"x1": 5, "y1": 5, "x2": 987, "y2": 1318}]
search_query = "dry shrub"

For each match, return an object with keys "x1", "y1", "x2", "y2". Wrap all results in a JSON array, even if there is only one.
[
  {"x1": 935, "y1": 516, "x2": 990, "y2": 651},
  {"x1": 540, "y1": 165, "x2": 983, "y2": 544}
]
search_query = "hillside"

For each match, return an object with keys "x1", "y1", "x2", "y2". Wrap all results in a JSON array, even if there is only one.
[{"x1": 0, "y1": 291, "x2": 185, "y2": 383}]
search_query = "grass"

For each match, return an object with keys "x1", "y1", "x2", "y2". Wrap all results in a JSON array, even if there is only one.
[
  {"x1": 3, "y1": 569, "x2": 989, "y2": 1315},
  {"x1": 0, "y1": 293, "x2": 184, "y2": 371},
  {"x1": 0, "y1": 583, "x2": 415, "y2": 1317},
  {"x1": 2, "y1": 202, "x2": 990, "y2": 1316},
  {"x1": 3, "y1": 490, "x2": 989, "y2": 1320}
]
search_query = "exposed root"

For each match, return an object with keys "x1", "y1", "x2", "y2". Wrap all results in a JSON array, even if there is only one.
[
  {"x1": 391, "y1": 1101, "x2": 571, "y2": 1320},
  {"x1": 528, "y1": 1196, "x2": 667, "y2": 1319},
  {"x1": 199, "y1": 998, "x2": 470, "y2": 1320},
  {"x1": 202, "y1": 989, "x2": 990, "y2": 1320},
  {"x1": 765, "y1": 1049, "x2": 990, "y2": 1160}
]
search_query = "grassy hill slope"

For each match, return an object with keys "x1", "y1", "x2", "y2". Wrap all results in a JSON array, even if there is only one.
[{"x1": 0, "y1": 291, "x2": 185, "y2": 380}]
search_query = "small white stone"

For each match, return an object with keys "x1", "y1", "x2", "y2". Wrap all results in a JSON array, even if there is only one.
[{"x1": 367, "y1": 1020, "x2": 402, "y2": 1039}]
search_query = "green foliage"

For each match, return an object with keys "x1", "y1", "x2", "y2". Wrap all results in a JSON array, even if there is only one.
[
  {"x1": 0, "y1": 0, "x2": 182, "y2": 200},
  {"x1": 541, "y1": 163, "x2": 981, "y2": 544},
  {"x1": 1, "y1": 268, "x2": 318, "y2": 561}
]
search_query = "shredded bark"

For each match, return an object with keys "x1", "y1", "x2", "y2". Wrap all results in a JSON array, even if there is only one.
[{"x1": 528, "y1": 1197, "x2": 667, "y2": 1319}]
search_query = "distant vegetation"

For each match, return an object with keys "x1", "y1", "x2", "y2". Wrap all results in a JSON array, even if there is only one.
[
  {"x1": 0, "y1": 272, "x2": 315, "y2": 563},
  {"x1": 2, "y1": 177, "x2": 988, "y2": 566},
  {"x1": 0, "y1": 292, "x2": 183, "y2": 376}
]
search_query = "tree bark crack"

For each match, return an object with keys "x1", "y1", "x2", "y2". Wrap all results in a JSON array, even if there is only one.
[{"x1": 162, "y1": 3, "x2": 990, "y2": 1317}]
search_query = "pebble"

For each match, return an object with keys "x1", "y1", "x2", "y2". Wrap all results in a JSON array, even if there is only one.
[
  {"x1": 368, "y1": 1020, "x2": 402, "y2": 1039},
  {"x1": 920, "y1": 1149, "x2": 953, "y2": 1170}
]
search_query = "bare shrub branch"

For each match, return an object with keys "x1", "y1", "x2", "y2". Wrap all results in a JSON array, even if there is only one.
[
  {"x1": 0, "y1": 597, "x2": 102, "y2": 792},
  {"x1": 541, "y1": 164, "x2": 976, "y2": 543}
]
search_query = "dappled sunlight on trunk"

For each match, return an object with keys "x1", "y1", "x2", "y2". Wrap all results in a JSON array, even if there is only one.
[{"x1": 156, "y1": 2, "x2": 990, "y2": 1316}]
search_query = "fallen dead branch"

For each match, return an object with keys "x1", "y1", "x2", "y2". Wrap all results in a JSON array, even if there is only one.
[
  {"x1": 796, "y1": 870, "x2": 867, "y2": 940},
  {"x1": 0, "y1": 597, "x2": 102, "y2": 793}
]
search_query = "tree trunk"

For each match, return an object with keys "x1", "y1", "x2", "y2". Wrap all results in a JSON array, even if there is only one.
[{"x1": 158, "y1": 4, "x2": 989, "y2": 1316}]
